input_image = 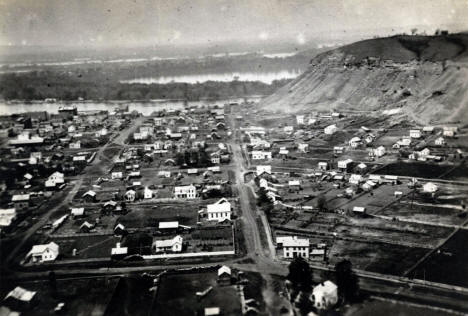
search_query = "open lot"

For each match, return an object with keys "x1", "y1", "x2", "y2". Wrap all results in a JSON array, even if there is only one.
[{"x1": 153, "y1": 270, "x2": 242, "y2": 316}]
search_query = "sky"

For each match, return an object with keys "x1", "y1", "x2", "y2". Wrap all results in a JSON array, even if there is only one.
[{"x1": 0, "y1": 0, "x2": 467, "y2": 47}]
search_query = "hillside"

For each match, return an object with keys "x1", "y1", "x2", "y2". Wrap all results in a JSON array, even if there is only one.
[{"x1": 261, "y1": 33, "x2": 468, "y2": 125}]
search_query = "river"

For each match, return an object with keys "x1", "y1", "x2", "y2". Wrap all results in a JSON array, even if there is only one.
[{"x1": 0, "y1": 97, "x2": 263, "y2": 116}]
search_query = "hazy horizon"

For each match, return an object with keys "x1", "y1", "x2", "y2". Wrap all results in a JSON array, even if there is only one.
[{"x1": 1, "y1": 0, "x2": 467, "y2": 49}]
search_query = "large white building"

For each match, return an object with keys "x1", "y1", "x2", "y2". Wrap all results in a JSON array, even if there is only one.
[
  {"x1": 174, "y1": 185, "x2": 197, "y2": 199},
  {"x1": 276, "y1": 236, "x2": 309, "y2": 259},
  {"x1": 207, "y1": 198, "x2": 232, "y2": 222},
  {"x1": 251, "y1": 151, "x2": 272, "y2": 160},
  {"x1": 26, "y1": 242, "x2": 59, "y2": 263},
  {"x1": 153, "y1": 235, "x2": 183, "y2": 253}
]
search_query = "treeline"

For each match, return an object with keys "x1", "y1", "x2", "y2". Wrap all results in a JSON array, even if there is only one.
[{"x1": 0, "y1": 70, "x2": 292, "y2": 101}]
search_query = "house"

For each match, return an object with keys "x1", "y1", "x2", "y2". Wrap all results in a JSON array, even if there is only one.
[
  {"x1": 393, "y1": 138, "x2": 411, "y2": 148},
  {"x1": 276, "y1": 236, "x2": 309, "y2": 258},
  {"x1": 4, "y1": 286, "x2": 36, "y2": 307},
  {"x1": 174, "y1": 185, "x2": 197, "y2": 199},
  {"x1": 158, "y1": 170, "x2": 171, "y2": 178},
  {"x1": 310, "y1": 248, "x2": 326, "y2": 261},
  {"x1": 207, "y1": 198, "x2": 232, "y2": 222},
  {"x1": 423, "y1": 182, "x2": 438, "y2": 193},
  {"x1": 256, "y1": 165, "x2": 272, "y2": 176},
  {"x1": 348, "y1": 137, "x2": 361, "y2": 148},
  {"x1": 210, "y1": 152, "x2": 221, "y2": 164},
  {"x1": 82, "y1": 190, "x2": 97, "y2": 202},
  {"x1": 296, "y1": 115, "x2": 305, "y2": 125},
  {"x1": 298, "y1": 143, "x2": 309, "y2": 153},
  {"x1": 217, "y1": 265, "x2": 232, "y2": 286},
  {"x1": 435, "y1": 137, "x2": 445, "y2": 146},
  {"x1": 111, "y1": 171, "x2": 123, "y2": 179},
  {"x1": 443, "y1": 130, "x2": 455, "y2": 137},
  {"x1": 423, "y1": 126, "x2": 434, "y2": 133},
  {"x1": 124, "y1": 190, "x2": 136, "y2": 202},
  {"x1": 288, "y1": 180, "x2": 301, "y2": 191},
  {"x1": 409, "y1": 129, "x2": 421, "y2": 139},
  {"x1": 310, "y1": 281, "x2": 338, "y2": 310},
  {"x1": 443, "y1": 126, "x2": 458, "y2": 137},
  {"x1": 79, "y1": 221, "x2": 93, "y2": 233},
  {"x1": 26, "y1": 242, "x2": 59, "y2": 263},
  {"x1": 0, "y1": 208, "x2": 16, "y2": 228},
  {"x1": 70, "y1": 207, "x2": 85, "y2": 218},
  {"x1": 153, "y1": 235, "x2": 183, "y2": 253},
  {"x1": 111, "y1": 242, "x2": 128, "y2": 259},
  {"x1": 283, "y1": 126, "x2": 294, "y2": 133},
  {"x1": 158, "y1": 221, "x2": 179, "y2": 233},
  {"x1": 45, "y1": 172, "x2": 62, "y2": 188},
  {"x1": 349, "y1": 174, "x2": 363, "y2": 185},
  {"x1": 144, "y1": 187, "x2": 153, "y2": 199},
  {"x1": 333, "y1": 146, "x2": 344, "y2": 154},
  {"x1": 352, "y1": 206, "x2": 366, "y2": 215},
  {"x1": 204, "y1": 307, "x2": 220, "y2": 316},
  {"x1": 11, "y1": 194, "x2": 30, "y2": 210},
  {"x1": 373, "y1": 146, "x2": 386, "y2": 157},
  {"x1": 356, "y1": 162, "x2": 367, "y2": 173},
  {"x1": 251, "y1": 151, "x2": 272, "y2": 160},
  {"x1": 324, "y1": 124, "x2": 337, "y2": 135},
  {"x1": 114, "y1": 223, "x2": 127, "y2": 236},
  {"x1": 337, "y1": 159, "x2": 353, "y2": 171},
  {"x1": 69, "y1": 141, "x2": 81, "y2": 149},
  {"x1": 317, "y1": 162, "x2": 328, "y2": 171}
]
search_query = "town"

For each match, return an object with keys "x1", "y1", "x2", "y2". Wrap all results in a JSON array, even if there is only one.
[{"x1": 0, "y1": 98, "x2": 467, "y2": 315}]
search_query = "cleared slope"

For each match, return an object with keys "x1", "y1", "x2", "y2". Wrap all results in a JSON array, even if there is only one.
[{"x1": 262, "y1": 34, "x2": 468, "y2": 125}]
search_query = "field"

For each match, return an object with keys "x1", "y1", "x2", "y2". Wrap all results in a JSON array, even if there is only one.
[
  {"x1": 414, "y1": 230, "x2": 468, "y2": 287},
  {"x1": 153, "y1": 270, "x2": 242, "y2": 316},
  {"x1": 0, "y1": 277, "x2": 120, "y2": 316}
]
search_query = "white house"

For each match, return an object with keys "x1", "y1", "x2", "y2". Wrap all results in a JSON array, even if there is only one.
[
  {"x1": 349, "y1": 174, "x2": 363, "y2": 185},
  {"x1": 435, "y1": 137, "x2": 445, "y2": 146},
  {"x1": 144, "y1": 187, "x2": 153, "y2": 199},
  {"x1": 45, "y1": 171, "x2": 65, "y2": 188},
  {"x1": 310, "y1": 281, "x2": 338, "y2": 310},
  {"x1": 174, "y1": 185, "x2": 197, "y2": 199},
  {"x1": 124, "y1": 190, "x2": 136, "y2": 202},
  {"x1": 296, "y1": 115, "x2": 305, "y2": 125},
  {"x1": 348, "y1": 137, "x2": 361, "y2": 148},
  {"x1": 283, "y1": 126, "x2": 294, "y2": 133},
  {"x1": 70, "y1": 207, "x2": 85, "y2": 218},
  {"x1": 111, "y1": 171, "x2": 123, "y2": 179},
  {"x1": 324, "y1": 124, "x2": 338, "y2": 135},
  {"x1": 423, "y1": 182, "x2": 438, "y2": 193},
  {"x1": 409, "y1": 130, "x2": 421, "y2": 139},
  {"x1": 0, "y1": 208, "x2": 16, "y2": 227},
  {"x1": 26, "y1": 242, "x2": 59, "y2": 263},
  {"x1": 298, "y1": 143, "x2": 309, "y2": 153},
  {"x1": 337, "y1": 159, "x2": 353, "y2": 171},
  {"x1": 443, "y1": 130, "x2": 455, "y2": 137},
  {"x1": 207, "y1": 198, "x2": 231, "y2": 222},
  {"x1": 276, "y1": 236, "x2": 309, "y2": 258},
  {"x1": 251, "y1": 151, "x2": 272, "y2": 160},
  {"x1": 373, "y1": 146, "x2": 386, "y2": 157},
  {"x1": 318, "y1": 162, "x2": 328, "y2": 171},
  {"x1": 153, "y1": 235, "x2": 183, "y2": 253},
  {"x1": 69, "y1": 141, "x2": 81, "y2": 149},
  {"x1": 256, "y1": 165, "x2": 272, "y2": 176}
]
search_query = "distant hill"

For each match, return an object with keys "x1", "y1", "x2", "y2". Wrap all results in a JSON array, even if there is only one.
[{"x1": 261, "y1": 33, "x2": 468, "y2": 125}]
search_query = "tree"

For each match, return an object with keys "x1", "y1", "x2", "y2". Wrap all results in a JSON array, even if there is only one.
[
  {"x1": 411, "y1": 28, "x2": 418, "y2": 35},
  {"x1": 316, "y1": 194, "x2": 328, "y2": 211},
  {"x1": 48, "y1": 271, "x2": 57, "y2": 297},
  {"x1": 287, "y1": 257, "x2": 313, "y2": 292},
  {"x1": 335, "y1": 259, "x2": 359, "y2": 303}
]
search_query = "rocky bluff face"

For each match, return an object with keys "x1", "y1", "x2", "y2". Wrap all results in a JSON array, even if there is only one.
[{"x1": 261, "y1": 34, "x2": 468, "y2": 125}]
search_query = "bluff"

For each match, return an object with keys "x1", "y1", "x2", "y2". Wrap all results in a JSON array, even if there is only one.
[{"x1": 261, "y1": 34, "x2": 468, "y2": 125}]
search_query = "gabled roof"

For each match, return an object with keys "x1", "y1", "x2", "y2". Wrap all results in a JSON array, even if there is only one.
[{"x1": 218, "y1": 265, "x2": 231, "y2": 276}]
